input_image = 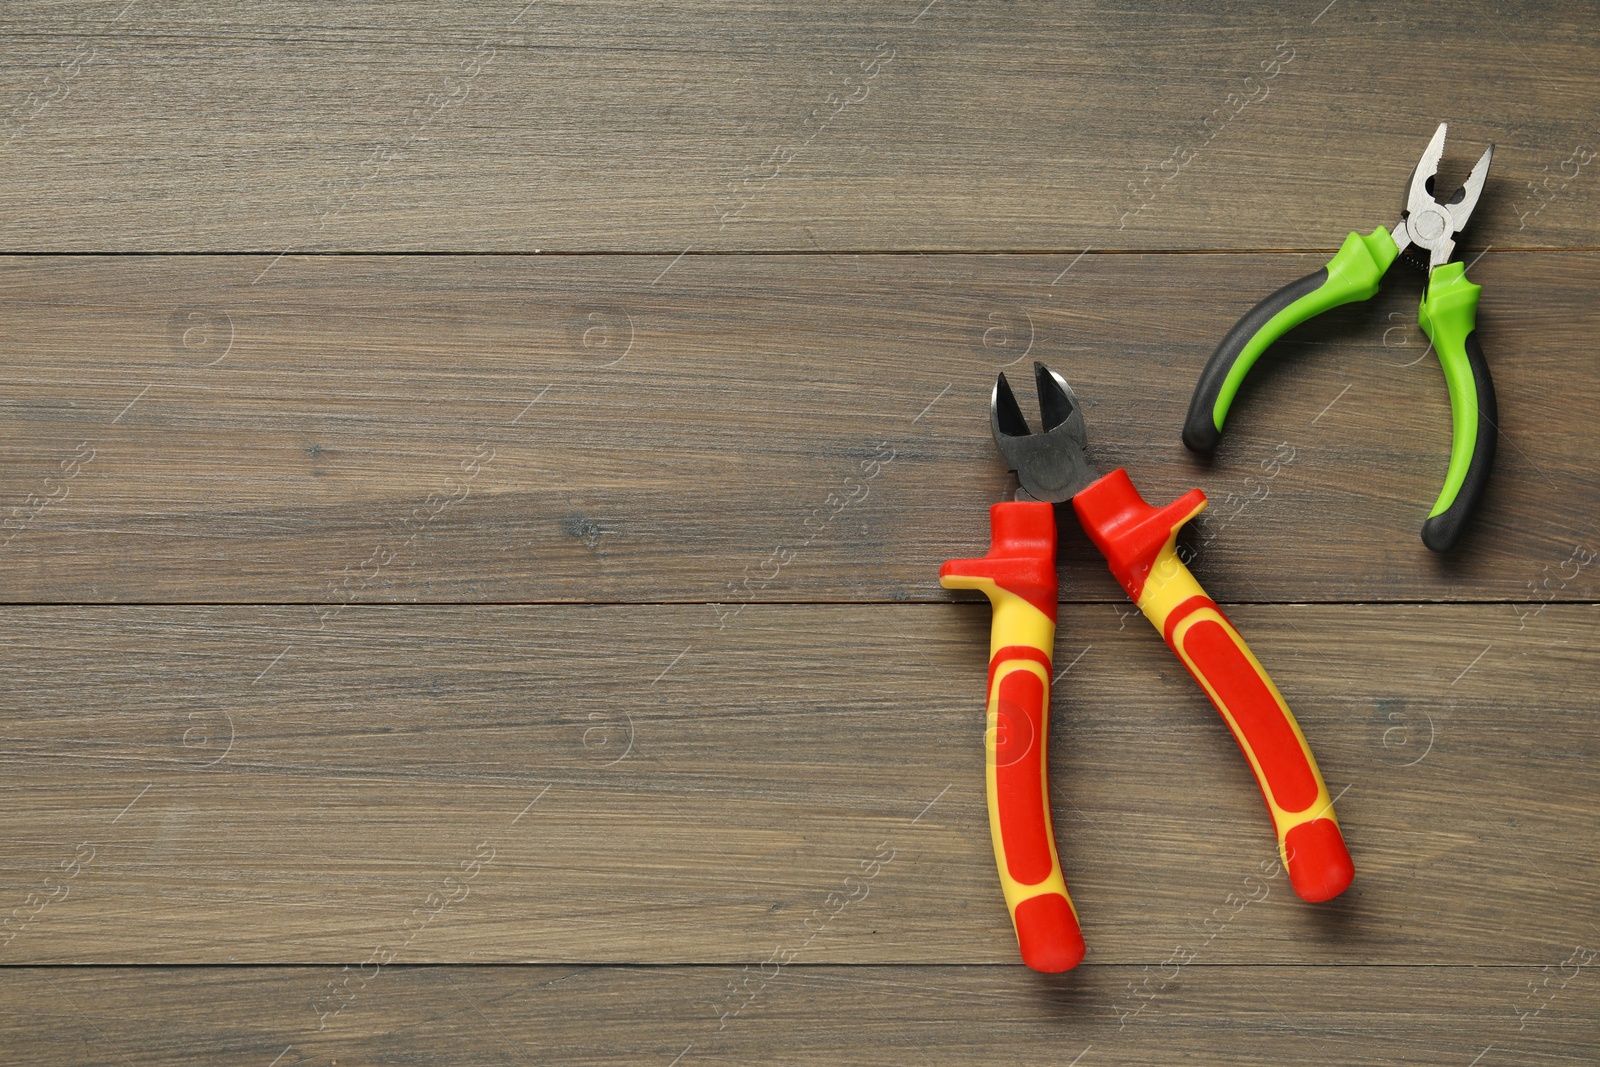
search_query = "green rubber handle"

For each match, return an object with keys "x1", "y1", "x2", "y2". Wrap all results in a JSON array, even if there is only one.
[
  {"x1": 1183, "y1": 228, "x2": 1399, "y2": 452},
  {"x1": 1417, "y1": 262, "x2": 1496, "y2": 552}
]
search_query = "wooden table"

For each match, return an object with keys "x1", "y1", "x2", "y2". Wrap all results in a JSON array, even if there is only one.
[{"x1": 2, "y1": 3, "x2": 1596, "y2": 1063}]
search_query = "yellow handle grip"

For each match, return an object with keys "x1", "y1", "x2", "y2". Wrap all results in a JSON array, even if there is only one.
[
  {"x1": 1138, "y1": 542, "x2": 1354, "y2": 902},
  {"x1": 941, "y1": 501, "x2": 1084, "y2": 971},
  {"x1": 1072, "y1": 470, "x2": 1354, "y2": 903}
]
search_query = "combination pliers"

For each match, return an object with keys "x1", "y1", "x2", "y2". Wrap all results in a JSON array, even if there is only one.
[
  {"x1": 942, "y1": 363, "x2": 1353, "y2": 972},
  {"x1": 1182, "y1": 123, "x2": 1496, "y2": 552}
]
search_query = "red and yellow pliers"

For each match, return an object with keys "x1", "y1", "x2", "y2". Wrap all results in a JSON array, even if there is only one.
[{"x1": 941, "y1": 363, "x2": 1353, "y2": 972}]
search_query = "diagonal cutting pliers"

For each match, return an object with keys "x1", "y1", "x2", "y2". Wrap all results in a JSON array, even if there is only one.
[
  {"x1": 1182, "y1": 123, "x2": 1496, "y2": 552},
  {"x1": 942, "y1": 363, "x2": 1353, "y2": 972}
]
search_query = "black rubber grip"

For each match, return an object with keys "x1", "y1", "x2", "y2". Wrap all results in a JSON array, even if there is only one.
[
  {"x1": 1420, "y1": 331, "x2": 1497, "y2": 553},
  {"x1": 1183, "y1": 267, "x2": 1330, "y2": 453}
]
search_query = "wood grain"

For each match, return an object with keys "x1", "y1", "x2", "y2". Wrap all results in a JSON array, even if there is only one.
[
  {"x1": 1, "y1": 2, "x2": 1596, "y2": 252},
  {"x1": 3, "y1": 964, "x2": 1596, "y2": 1066},
  {"x1": 1, "y1": 604, "x2": 1592, "y2": 964},
  {"x1": 2, "y1": 252, "x2": 1596, "y2": 603},
  {"x1": 3, "y1": 3, "x2": 1598, "y2": 1062}
]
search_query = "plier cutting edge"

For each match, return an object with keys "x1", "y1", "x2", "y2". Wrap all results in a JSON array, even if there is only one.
[
  {"x1": 942, "y1": 363, "x2": 1353, "y2": 972},
  {"x1": 1183, "y1": 123, "x2": 1496, "y2": 552}
]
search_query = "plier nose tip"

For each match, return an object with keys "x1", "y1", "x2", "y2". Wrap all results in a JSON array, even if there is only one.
[
  {"x1": 991, "y1": 369, "x2": 1032, "y2": 439},
  {"x1": 1447, "y1": 142, "x2": 1495, "y2": 223},
  {"x1": 993, "y1": 362, "x2": 1081, "y2": 436},
  {"x1": 1404, "y1": 121, "x2": 1451, "y2": 211}
]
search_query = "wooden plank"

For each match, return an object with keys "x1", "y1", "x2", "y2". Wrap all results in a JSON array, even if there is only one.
[
  {"x1": 1, "y1": 603, "x2": 1593, "y2": 964},
  {"x1": 1, "y1": 2, "x2": 1596, "y2": 251},
  {"x1": 2, "y1": 963, "x2": 1596, "y2": 1066},
  {"x1": 1, "y1": 252, "x2": 1595, "y2": 603}
]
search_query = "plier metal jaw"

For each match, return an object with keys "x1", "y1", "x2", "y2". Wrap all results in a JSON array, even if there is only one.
[
  {"x1": 1184, "y1": 123, "x2": 1497, "y2": 552},
  {"x1": 992, "y1": 363, "x2": 1098, "y2": 503},
  {"x1": 944, "y1": 363, "x2": 1354, "y2": 973},
  {"x1": 1392, "y1": 123, "x2": 1493, "y2": 272}
]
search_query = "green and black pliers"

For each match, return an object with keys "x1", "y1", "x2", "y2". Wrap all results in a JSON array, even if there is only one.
[{"x1": 1183, "y1": 123, "x2": 1495, "y2": 552}]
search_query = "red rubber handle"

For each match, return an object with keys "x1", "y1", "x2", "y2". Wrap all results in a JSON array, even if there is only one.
[
  {"x1": 941, "y1": 501, "x2": 1085, "y2": 971},
  {"x1": 1162, "y1": 591, "x2": 1354, "y2": 900},
  {"x1": 1073, "y1": 470, "x2": 1354, "y2": 903}
]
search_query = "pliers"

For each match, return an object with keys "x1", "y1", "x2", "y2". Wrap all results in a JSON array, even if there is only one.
[
  {"x1": 1182, "y1": 123, "x2": 1496, "y2": 552},
  {"x1": 942, "y1": 363, "x2": 1353, "y2": 973}
]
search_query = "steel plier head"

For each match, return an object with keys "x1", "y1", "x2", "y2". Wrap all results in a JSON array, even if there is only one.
[
  {"x1": 1392, "y1": 123, "x2": 1494, "y2": 272},
  {"x1": 1183, "y1": 122, "x2": 1498, "y2": 553},
  {"x1": 992, "y1": 362, "x2": 1099, "y2": 503}
]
